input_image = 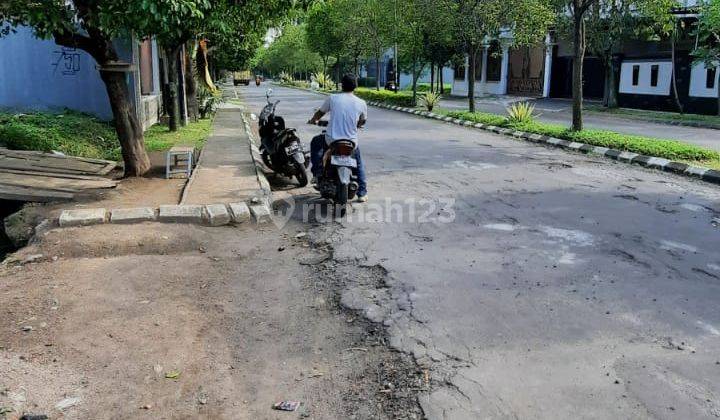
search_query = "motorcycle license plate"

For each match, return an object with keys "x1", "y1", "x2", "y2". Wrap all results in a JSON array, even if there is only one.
[{"x1": 331, "y1": 155, "x2": 357, "y2": 168}]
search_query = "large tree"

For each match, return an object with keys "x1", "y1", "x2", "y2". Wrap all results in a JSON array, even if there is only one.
[
  {"x1": 0, "y1": 1, "x2": 209, "y2": 175},
  {"x1": 693, "y1": 0, "x2": 720, "y2": 115},
  {"x1": 356, "y1": 0, "x2": 393, "y2": 90},
  {"x1": 305, "y1": 1, "x2": 343, "y2": 75}
]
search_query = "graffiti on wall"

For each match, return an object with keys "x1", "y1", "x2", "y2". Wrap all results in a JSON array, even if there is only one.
[{"x1": 52, "y1": 47, "x2": 81, "y2": 76}]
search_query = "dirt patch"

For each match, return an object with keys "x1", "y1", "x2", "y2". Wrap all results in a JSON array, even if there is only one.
[
  {"x1": 34, "y1": 151, "x2": 187, "y2": 221},
  {"x1": 0, "y1": 221, "x2": 424, "y2": 419}
]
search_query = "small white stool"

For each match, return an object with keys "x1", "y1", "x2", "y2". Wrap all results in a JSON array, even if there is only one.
[{"x1": 166, "y1": 146, "x2": 195, "y2": 179}]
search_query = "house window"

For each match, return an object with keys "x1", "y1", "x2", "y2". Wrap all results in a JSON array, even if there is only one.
[
  {"x1": 707, "y1": 67, "x2": 717, "y2": 89},
  {"x1": 632, "y1": 65, "x2": 640, "y2": 86},
  {"x1": 454, "y1": 64, "x2": 466, "y2": 81},
  {"x1": 486, "y1": 41, "x2": 502, "y2": 82},
  {"x1": 139, "y1": 39, "x2": 154, "y2": 95},
  {"x1": 650, "y1": 65, "x2": 659, "y2": 87}
]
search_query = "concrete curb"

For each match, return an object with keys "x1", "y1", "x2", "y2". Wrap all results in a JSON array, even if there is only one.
[
  {"x1": 239, "y1": 111, "x2": 274, "y2": 196},
  {"x1": 57, "y1": 202, "x2": 269, "y2": 228},
  {"x1": 364, "y1": 100, "x2": 720, "y2": 187}
]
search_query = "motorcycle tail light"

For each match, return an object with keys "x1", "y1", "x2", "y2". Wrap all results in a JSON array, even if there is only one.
[{"x1": 333, "y1": 142, "x2": 354, "y2": 156}]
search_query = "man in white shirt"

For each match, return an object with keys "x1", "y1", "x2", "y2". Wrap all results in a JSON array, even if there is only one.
[{"x1": 307, "y1": 74, "x2": 368, "y2": 202}]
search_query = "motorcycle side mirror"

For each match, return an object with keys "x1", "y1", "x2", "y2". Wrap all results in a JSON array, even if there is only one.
[{"x1": 266, "y1": 88, "x2": 273, "y2": 100}]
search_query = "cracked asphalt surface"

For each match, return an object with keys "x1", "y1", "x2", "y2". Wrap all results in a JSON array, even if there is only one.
[{"x1": 242, "y1": 85, "x2": 720, "y2": 419}]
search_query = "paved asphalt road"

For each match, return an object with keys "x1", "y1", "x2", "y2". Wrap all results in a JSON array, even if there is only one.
[
  {"x1": 241, "y1": 85, "x2": 720, "y2": 419},
  {"x1": 439, "y1": 96, "x2": 720, "y2": 152}
]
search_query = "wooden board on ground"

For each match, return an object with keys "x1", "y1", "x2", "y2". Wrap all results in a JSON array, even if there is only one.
[
  {"x1": 0, "y1": 148, "x2": 117, "y2": 176},
  {"x1": 0, "y1": 148, "x2": 118, "y2": 202}
]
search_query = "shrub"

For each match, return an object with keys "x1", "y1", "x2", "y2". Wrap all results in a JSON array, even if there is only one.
[
  {"x1": 506, "y1": 101, "x2": 536, "y2": 124},
  {"x1": 354, "y1": 88, "x2": 415, "y2": 107},
  {"x1": 445, "y1": 110, "x2": 507, "y2": 126},
  {"x1": 313, "y1": 72, "x2": 334, "y2": 90},
  {"x1": 421, "y1": 91, "x2": 441, "y2": 112},
  {"x1": 278, "y1": 71, "x2": 293, "y2": 83},
  {"x1": 0, "y1": 111, "x2": 120, "y2": 160}
]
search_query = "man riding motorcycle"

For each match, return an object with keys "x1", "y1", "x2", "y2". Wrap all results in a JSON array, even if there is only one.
[{"x1": 307, "y1": 74, "x2": 368, "y2": 202}]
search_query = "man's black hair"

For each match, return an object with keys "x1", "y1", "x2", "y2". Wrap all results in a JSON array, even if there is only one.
[{"x1": 341, "y1": 74, "x2": 357, "y2": 92}]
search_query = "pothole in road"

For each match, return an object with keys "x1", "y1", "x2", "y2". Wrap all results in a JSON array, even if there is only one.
[{"x1": 306, "y1": 231, "x2": 427, "y2": 419}]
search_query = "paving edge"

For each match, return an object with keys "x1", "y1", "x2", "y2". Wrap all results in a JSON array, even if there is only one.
[
  {"x1": 54, "y1": 202, "x2": 270, "y2": 228},
  {"x1": 239, "y1": 111, "x2": 274, "y2": 197},
  {"x1": 363, "y1": 100, "x2": 720, "y2": 187}
]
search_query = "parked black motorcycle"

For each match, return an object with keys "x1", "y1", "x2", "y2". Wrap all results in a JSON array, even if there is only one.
[
  {"x1": 258, "y1": 89, "x2": 309, "y2": 187},
  {"x1": 311, "y1": 120, "x2": 359, "y2": 215}
]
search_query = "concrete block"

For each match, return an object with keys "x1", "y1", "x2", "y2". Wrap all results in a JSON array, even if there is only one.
[
  {"x1": 249, "y1": 204, "x2": 271, "y2": 224},
  {"x1": 618, "y1": 151, "x2": 639, "y2": 162},
  {"x1": 59, "y1": 208, "x2": 107, "y2": 227},
  {"x1": 229, "y1": 202, "x2": 251, "y2": 223},
  {"x1": 204, "y1": 204, "x2": 231, "y2": 226},
  {"x1": 684, "y1": 166, "x2": 708, "y2": 177},
  {"x1": 110, "y1": 207, "x2": 156, "y2": 224},
  {"x1": 158, "y1": 205, "x2": 204, "y2": 223},
  {"x1": 644, "y1": 157, "x2": 670, "y2": 168}
]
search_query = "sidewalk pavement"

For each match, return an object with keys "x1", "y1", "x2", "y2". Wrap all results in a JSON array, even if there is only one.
[
  {"x1": 181, "y1": 103, "x2": 267, "y2": 205},
  {"x1": 439, "y1": 96, "x2": 720, "y2": 152}
]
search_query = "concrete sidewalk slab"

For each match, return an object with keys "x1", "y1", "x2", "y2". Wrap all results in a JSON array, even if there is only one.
[{"x1": 181, "y1": 107, "x2": 266, "y2": 205}]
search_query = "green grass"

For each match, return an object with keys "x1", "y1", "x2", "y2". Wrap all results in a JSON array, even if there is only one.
[
  {"x1": 585, "y1": 105, "x2": 720, "y2": 129},
  {"x1": 0, "y1": 110, "x2": 120, "y2": 160},
  {"x1": 0, "y1": 110, "x2": 213, "y2": 161},
  {"x1": 354, "y1": 87, "x2": 415, "y2": 106},
  {"x1": 144, "y1": 118, "x2": 212, "y2": 152},
  {"x1": 440, "y1": 109, "x2": 720, "y2": 165}
]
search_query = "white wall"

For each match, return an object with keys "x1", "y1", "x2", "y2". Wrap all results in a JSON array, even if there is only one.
[
  {"x1": 619, "y1": 61, "x2": 671, "y2": 96},
  {"x1": 689, "y1": 62, "x2": 719, "y2": 98}
]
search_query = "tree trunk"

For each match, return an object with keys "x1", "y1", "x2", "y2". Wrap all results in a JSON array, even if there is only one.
[
  {"x1": 185, "y1": 43, "x2": 199, "y2": 122},
  {"x1": 336, "y1": 56, "x2": 342, "y2": 90},
  {"x1": 376, "y1": 53, "x2": 381, "y2": 90},
  {"x1": 165, "y1": 45, "x2": 181, "y2": 132},
  {"x1": 670, "y1": 31, "x2": 684, "y2": 114},
  {"x1": 440, "y1": 65, "x2": 444, "y2": 94},
  {"x1": 100, "y1": 70, "x2": 151, "y2": 176},
  {"x1": 412, "y1": 61, "x2": 419, "y2": 106},
  {"x1": 571, "y1": 10, "x2": 585, "y2": 131},
  {"x1": 606, "y1": 56, "x2": 618, "y2": 108},
  {"x1": 354, "y1": 57, "x2": 360, "y2": 86},
  {"x1": 468, "y1": 48, "x2": 476, "y2": 113},
  {"x1": 430, "y1": 63, "x2": 435, "y2": 93}
]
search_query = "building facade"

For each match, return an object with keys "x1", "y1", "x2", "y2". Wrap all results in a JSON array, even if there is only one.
[
  {"x1": 0, "y1": 27, "x2": 163, "y2": 129},
  {"x1": 450, "y1": 4, "x2": 719, "y2": 115}
]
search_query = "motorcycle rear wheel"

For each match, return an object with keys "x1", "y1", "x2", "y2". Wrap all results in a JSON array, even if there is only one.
[
  {"x1": 294, "y1": 161, "x2": 308, "y2": 187},
  {"x1": 336, "y1": 183, "x2": 349, "y2": 217},
  {"x1": 261, "y1": 151, "x2": 273, "y2": 170}
]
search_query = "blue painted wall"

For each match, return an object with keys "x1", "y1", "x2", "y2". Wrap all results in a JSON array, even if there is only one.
[{"x1": 0, "y1": 27, "x2": 136, "y2": 120}]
